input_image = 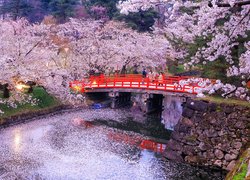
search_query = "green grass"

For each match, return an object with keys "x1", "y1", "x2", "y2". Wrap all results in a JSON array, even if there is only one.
[
  {"x1": 198, "y1": 95, "x2": 250, "y2": 108},
  {"x1": 168, "y1": 64, "x2": 185, "y2": 75},
  {"x1": 233, "y1": 162, "x2": 248, "y2": 180},
  {"x1": 0, "y1": 86, "x2": 61, "y2": 119},
  {"x1": 31, "y1": 87, "x2": 58, "y2": 108},
  {"x1": 226, "y1": 148, "x2": 250, "y2": 180}
]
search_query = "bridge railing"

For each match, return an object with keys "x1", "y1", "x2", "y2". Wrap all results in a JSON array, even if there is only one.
[{"x1": 68, "y1": 74, "x2": 205, "y2": 94}]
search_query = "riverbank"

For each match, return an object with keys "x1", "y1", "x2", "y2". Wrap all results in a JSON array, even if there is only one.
[
  {"x1": 0, "y1": 86, "x2": 79, "y2": 128},
  {"x1": 226, "y1": 148, "x2": 250, "y2": 179},
  {"x1": 0, "y1": 104, "x2": 74, "y2": 128}
]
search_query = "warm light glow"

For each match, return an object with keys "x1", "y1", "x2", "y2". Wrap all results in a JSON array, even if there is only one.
[
  {"x1": 92, "y1": 81, "x2": 97, "y2": 85},
  {"x1": 15, "y1": 83, "x2": 30, "y2": 91},
  {"x1": 13, "y1": 129, "x2": 22, "y2": 153},
  {"x1": 73, "y1": 85, "x2": 82, "y2": 91},
  {"x1": 64, "y1": 47, "x2": 69, "y2": 53},
  {"x1": 15, "y1": 133, "x2": 20, "y2": 145}
]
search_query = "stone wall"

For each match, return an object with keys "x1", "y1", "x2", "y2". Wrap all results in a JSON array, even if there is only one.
[{"x1": 164, "y1": 99, "x2": 250, "y2": 171}]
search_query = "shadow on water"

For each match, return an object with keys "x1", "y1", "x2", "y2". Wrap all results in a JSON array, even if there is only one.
[{"x1": 92, "y1": 112, "x2": 171, "y2": 141}]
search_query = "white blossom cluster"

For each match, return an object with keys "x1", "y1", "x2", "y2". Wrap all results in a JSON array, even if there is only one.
[
  {"x1": 117, "y1": 0, "x2": 170, "y2": 15},
  {"x1": 0, "y1": 93, "x2": 39, "y2": 115},
  {"x1": 178, "y1": 77, "x2": 250, "y2": 101}
]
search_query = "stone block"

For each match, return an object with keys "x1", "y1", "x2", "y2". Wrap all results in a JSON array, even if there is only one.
[
  {"x1": 186, "y1": 99, "x2": 209, "y2": 112},
  {"x1": 224, "y1": 153, "x2": 237, "y2": 161},
  {"x1": 165, "y1": 149, "x2": 184, "y2": 162},
  {"x1": 225, "y1": 160, "x2": 236, "y2": 171},
  {"x1": 214, "y1": 149, "x2": 224, "y2": 159},
  {"x1": 182, "y1": 107, "x2": 194, "y2": 118}
]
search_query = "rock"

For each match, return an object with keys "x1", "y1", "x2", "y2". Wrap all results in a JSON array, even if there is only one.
[
  {"x1": 198, "y1": 142, "x2": 212, "y2": 151},
  {"x1": 182, "y1": 107, "x2": 194, "y2": 118},
  {"x1": 192, "y1": 113, "x2": 203, "y2": 123},
  {"x1": 224, "y1": 107, "x2": 234, "y2": 114},
  {"x1": 232, "y1": 142, "x2": 242, "y2": 150},
  {"x1": 185, "y1": 156, "x2": 206, "y2": 164},
  {"x1": 229, "y1": 149, "x2": 239, "y2": 155},
  {"x1": 177, "y1": 123, "x2": 192, "y2": 133},
  {"x1": 228, "y1": 112, "x2": 240, "y2": 119},
  {"x1": 211, "y1": 137, "x2": 221, "y2": 145},
  {"x1": 185, "y1": 155, "x2": 199, "y2": 164},
  {"x1": 214, "y1": 160, "x2": 222, "y2": 167},
  {"x1": 204, "y1": 129, "x2": 218, "y2": 138},
  {"x1": 224, "y1": 153, "x2": 237, "y2": 161},
  {"x1": 214, "y1": 149, "x2": 224, "y2": 159},
  {"x1": 218, "y1": 130, "x2": 226, "y2": 136},
  {"x1": 167, "y1": 139, "x2": 182, "y2": 151},
  {"x1": 165, "y1": 149, "x2": 183, "y2": 162},
  {"x1": 234, "y1": 121, "x2": 245, "y2": 129},
  {"x1": 242, "y1": 138, "x2": 248, "y2": 143},
  {"x1": 209, "y1": 103, "x2": 217, "y2": 112},
  {"x1": 183, "y1": 135, "x2": 198, "y2": 146},
  {"x1": 181, "y1": 118, "x2": 194, "y2": 127},
  {"x1": 186, "y1": 99, "x2": 209, "y2": 112},
  {"x1": 226, "y1": 160, "x2": 236, "y2": 171},
  {"x1": 171, "y1": 131, "x2": 183, "y2": 141},
  {"x1": 183, "y1": 145, "x2": 196, "y2": 156},
  {"x1": 202, "y1": 150, "x2": 215, "y2": 159},
  {"x1": 197, "y1": 134, "x2": 207, "y2": 142}
]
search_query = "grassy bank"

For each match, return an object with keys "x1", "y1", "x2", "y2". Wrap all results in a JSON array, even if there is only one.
[
  {"x1": 226, "y1": 148, "x2": 250, "y2": 180},
  {"x1": 198, "y1": 96, "x2": 250, "y2": 108},
  {"x1": 0, "y1": 87, "x2": 62, "y2": 123}
]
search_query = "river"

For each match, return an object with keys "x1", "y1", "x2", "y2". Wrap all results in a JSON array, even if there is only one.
[{"x1": 0, "y1": 108, "x2": 225, "y2": 180}]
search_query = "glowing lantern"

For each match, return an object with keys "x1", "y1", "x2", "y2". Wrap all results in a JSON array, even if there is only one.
[
  {"x1": 15, "y1": 83, "x2": 30, "y2": 91},
  {"x1": 73, "y1": 85, "x2": 82, "y2": 92}
]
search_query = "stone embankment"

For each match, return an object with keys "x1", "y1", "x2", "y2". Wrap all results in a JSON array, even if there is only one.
[
  {"x1": 165, "y1": 99, "x2": 249, "y2": 171},
  {"x1": 0, "y1": 104, "x2": 76, "y2": 128}
]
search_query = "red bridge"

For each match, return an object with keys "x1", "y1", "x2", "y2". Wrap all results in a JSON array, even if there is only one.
[{"x1": 69, "y1": 74, "x2": 210, "y2": 95}]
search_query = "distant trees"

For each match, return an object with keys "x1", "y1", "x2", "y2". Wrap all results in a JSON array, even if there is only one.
[
  {"x1": 48, "y1": 0, "x2": 79, "y2": 22},
  {"x1": 0, "y1": 0, "x2": 79, "y2": 22},
  {"x1": 0, "y1": 0, "x2": 32, "y2": 20},
  {"x1": 83, "y1": 0, "x2": 158, "y2": 32},
  {"x1": 114, "y1": 8, "x2": 158, "y2": 32},
  {"x1": 0, "y1": 0, "x2": 159, "y2": 31}
]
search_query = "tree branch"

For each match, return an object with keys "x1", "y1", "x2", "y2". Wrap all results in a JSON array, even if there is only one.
[
  {"x1": 209, "y1": 0, "x2": 250, "y2": 7},
  {"x1": 24, "y1": 39, "x2": 44, "y2": 57}
]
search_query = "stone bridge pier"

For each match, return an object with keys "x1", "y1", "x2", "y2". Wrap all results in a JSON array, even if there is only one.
[
  {"x1": 109, "y1": 92, "x2": 131, "y2": 109},
  {"x1": 131, "y1": 93, "x2": 164, "y2": 114},
  {"x1": 161, "y1": 95, "x2": 187, "y2": 130}
]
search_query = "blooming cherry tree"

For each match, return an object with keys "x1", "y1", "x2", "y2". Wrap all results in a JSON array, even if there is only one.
[
  {"x1": 118, "y1": 0, "x2": 250, "y2": 100},
  {"x1": 0, "y1": 17, "x2": 170, "y2": 110}
]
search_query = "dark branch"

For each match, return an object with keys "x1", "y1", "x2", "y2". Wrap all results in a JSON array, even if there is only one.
[
  {"x1": 24, "y1": 39, "x2": 43, "y2": 57},
  {"x1": 209, "y1": 0, "x2": 250, "y2": 7},
  {"x1": 222, "y1": 87, "x2": 237, "y2": 98}
]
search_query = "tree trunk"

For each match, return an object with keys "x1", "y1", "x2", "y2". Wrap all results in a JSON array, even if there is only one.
[{"x1": 3, "y1": 84, "x2": 10, "y2": 98}]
